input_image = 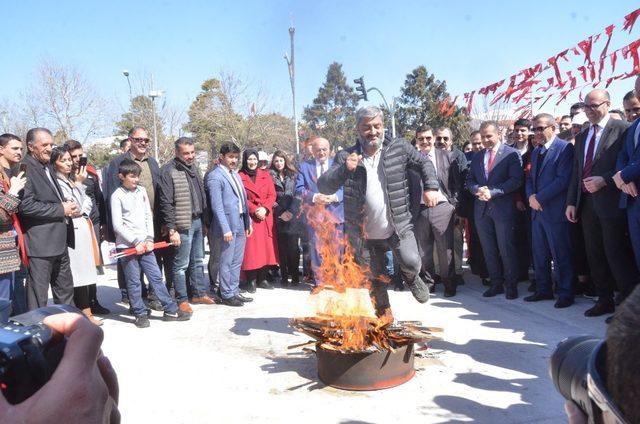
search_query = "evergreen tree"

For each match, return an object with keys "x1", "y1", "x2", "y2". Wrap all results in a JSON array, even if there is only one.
[
  {"x1": 395, "y1": 66, "x2": 470, "y2": 145},
  {"x1": 303, "y1": 62, "x2": 359, "y2": 148}
]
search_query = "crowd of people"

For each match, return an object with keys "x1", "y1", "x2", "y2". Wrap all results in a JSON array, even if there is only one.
[{"x1": 1, "y1": 76, "x2": 639, "y2": 329}]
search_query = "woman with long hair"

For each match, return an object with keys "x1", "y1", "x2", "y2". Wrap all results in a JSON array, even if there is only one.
[
  {"x1": 269, "y1": 150, "x2": 300, "y2": 286},
  {"x1": 51, "y1": 146, "x2": 102, "y2": 325},
  {"x1": 239, "y1": 149, "x2": 278, "y2": 293}
]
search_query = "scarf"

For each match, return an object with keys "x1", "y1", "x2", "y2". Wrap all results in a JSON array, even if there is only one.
[{"x1": 241, "y1": 149, "x2": 259, "y2": 182}]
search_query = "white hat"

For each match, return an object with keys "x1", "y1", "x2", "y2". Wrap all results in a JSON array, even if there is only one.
[
  {"x1": 258, "y1": 151, "x2": 269, "y2": 162},
  {"x1": 571, "y1": 112, "x2": 588, "y2": 126}
]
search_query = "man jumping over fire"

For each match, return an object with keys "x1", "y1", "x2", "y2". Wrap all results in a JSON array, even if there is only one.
[{"x1": 318, "y1": 106, "x2": 440, "y2": 318}]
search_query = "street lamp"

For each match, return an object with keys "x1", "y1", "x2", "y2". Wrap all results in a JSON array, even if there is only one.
[
  {"x1": 354, "y1": 77, "x2": 396, "y2": 139},
  {"x1": 122, "y1": 70, "x2": 132, "y2": 101},
  {"x1": 284, "y1": 25, "x2": 299, "y2": 155},
  {"x1": 149, "y1": 89, "x2": 163, "y2": 159}
]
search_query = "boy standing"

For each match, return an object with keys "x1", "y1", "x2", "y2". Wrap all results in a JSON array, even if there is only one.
[{"x1": 111, "y1": 159, "x2": 190, "y2": 327}]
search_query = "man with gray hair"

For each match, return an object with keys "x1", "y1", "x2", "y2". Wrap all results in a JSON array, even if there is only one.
[{"x1": 318, "y1": 106, "x2": 440, "y2": 319}]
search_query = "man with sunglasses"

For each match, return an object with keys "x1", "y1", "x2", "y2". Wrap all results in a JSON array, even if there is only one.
[
  {"x1": 434, "y1": 127, "x2": 468, "y2": 286},
  {"x1": 104, "y1": 127, "x2": 166, "y2": 309},
  {"x1": 566, "y1": 89, "x2": 638, "y2": 319},
  {"x1": 525, "y1": 113, "x2": 575, "y2": 308}
]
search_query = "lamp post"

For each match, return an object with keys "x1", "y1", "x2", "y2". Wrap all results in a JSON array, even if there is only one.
[
  {"x1": 149, "y1": 89, "x2": 163, "y2": 159},
  {"x1": 122, "y1": 70, "x2": 133, "y2": 101},
  {"x1": 367, "y1": 87, "x2": 396, "y2": 139},
  {"x1": 284, "y1": 25, "x2": 299, "y2": 155}
]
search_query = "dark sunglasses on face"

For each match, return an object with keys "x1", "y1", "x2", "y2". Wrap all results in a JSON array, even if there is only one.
[
  {"x1": 131, "y1": 137, "x2": 150, "y2": 144},
  {"x1": 532, "y1": 125, "x2": 552, "y2": 132}
]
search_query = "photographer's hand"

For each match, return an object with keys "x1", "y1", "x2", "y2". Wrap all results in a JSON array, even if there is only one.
[{"x1": 0, "y1": 313, "x2": 120, "y2": 423}]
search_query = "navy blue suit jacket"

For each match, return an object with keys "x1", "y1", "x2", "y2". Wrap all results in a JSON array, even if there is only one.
[
  {"x1": 616, "y1": 118, "x2": 640, "y2": 210},
  {"x1": 295, "y1": 159, "x2": 344, "y2": 223},
  {"x1": 526, "y1": 138, "x2": 574, "y2": 224},
  {"x1": 205, "y1": 166, "x2": 251, "y2": 236},
  {"x1": 466, "y1": 143, "x2": 523, "y2": 220}
]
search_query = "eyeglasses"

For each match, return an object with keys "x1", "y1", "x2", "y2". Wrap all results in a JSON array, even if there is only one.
[
  {"x1": 584, "y1": 101, "x2": 609, "y2": 110},
  {"x1": 130, "y1": 137, "x2": 151, "y2": 144},
  {"x1": 532, "y1": 125, "x2": 552, "y2": 132},
  {"x1": 471, "y1": 142, "x2": 482, "y2": 145},
  {"x1": 435, "y1": 136, "x2": 450, "y2": 141}
]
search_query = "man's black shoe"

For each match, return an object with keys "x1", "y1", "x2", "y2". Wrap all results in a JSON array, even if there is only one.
[
  {"x1": 584, "y1": 300, "x2": 614, "y2": 317},
  {"x1": 554, "y1": 297, "x2": 574, "y2": 309},
  {"x1": 163, "y1": 310, "x2": 191, "y2": 321},
  {"x1": 246, "y1": 280, "x2": 257, "y2": 293},
  {"x1": 147, "y1": 299, "x2": 164, "y2": 311},
  {"x1": 221, "y1": 296, "x2": 244, "y2": 307},
  {"x1": 524, "y1": 293, "x2": 554, "y2": 302},
  {"x1": 134, "y1": 315, "x2": 150, "y2": 328},
  {"x1": 406, "y1": 277, "x2": 430, "y2": 303},
  {"x1": 236, "y1": 293, "x2": 253, "y2": 302},
  {"x1": 483, "y1": 285, "x2": 504, "y2": 297},
  {"x1": 257, "y1": 280, "x2": 273, "y2": 290},
  {"x1": 91, "y1": 302, "x2": 111, "y2": 315},
  {"x1": 443, "y1": 282, "x2": 457, "y2": 298},
  {"x1": 505, "y1": 288, "x2": 518, "y2": 300}
]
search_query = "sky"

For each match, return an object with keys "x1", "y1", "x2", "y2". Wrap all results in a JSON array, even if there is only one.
[{"x1": 1, "y1": 0, "x2": 638, "y2": 136}]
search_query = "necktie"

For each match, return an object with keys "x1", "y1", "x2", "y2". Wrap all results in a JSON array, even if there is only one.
[
  {"x1": 535, "y1": 147, "x2": 547, "y2": 188},
  {"x1": 487, "y1": 149, "x2": 496, "y2": 174},
  {"x1": 320, "y1": 162, "x2": 327, "y2": 176},
  {"x1": 582, "y1": 125, "x2": 599, "y2": 192}
]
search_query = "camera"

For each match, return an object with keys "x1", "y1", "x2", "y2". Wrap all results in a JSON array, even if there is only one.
[
  {"x1": 0, "y1": 304, "x2": 80, "y2": 404},
  {"x1": 549, "y1": 335, "x2": 629, "y2": 424}
]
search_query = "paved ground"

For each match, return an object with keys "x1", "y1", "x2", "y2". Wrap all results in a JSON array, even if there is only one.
[{"x1": 96, "y1": 265, "x2": 607, "y2": 424}]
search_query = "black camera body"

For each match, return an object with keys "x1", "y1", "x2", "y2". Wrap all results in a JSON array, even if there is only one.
[
  {"x1": 550, "y1": 335, "x2": 629, "y2": 424},
  {"x1": 0, "y1": 305, "x2": 79, "y2": 404}
]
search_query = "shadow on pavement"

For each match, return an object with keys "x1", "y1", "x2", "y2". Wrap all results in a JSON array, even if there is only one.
[
  {"x1": 260, "y1": 353, "x2": 325, "y2": 391},
  {"x1": 230, "y1": 316, "x2": 296, "y2": 336}
]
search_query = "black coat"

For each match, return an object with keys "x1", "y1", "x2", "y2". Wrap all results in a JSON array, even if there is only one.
[
  {"x1": 318, "y1": 134, "x2": 438, "y2": 252},
  {"x1": 567, "y1": 118, "x2": 629, "y2": 218},
  {"x1": 270, "y1": 169, "x2": 300, "y2": 234},
  {"x1": 18, "y1": 154, "x2": 74, "y2": 257}
]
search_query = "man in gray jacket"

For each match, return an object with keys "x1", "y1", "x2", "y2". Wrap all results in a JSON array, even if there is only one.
[
  {"x1": 318, "y1": 106, "x2": 440, "y2": 319},
  {"x1": 158, "y1": 137, "x2": 213, "y2": 312}
]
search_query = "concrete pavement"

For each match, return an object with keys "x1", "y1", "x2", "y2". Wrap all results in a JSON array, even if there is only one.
[{"x1": 96, "y1": 267, "x2": 606, "y2": 424}]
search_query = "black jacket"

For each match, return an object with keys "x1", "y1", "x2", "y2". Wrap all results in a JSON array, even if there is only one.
[
  {"x1": 103, "y1": 152, "x2": 161, "y2": 242},
  {"x1": 270, "y1": 169, "x2": 300, "y2": 234},
  {"x1": 318, "y1": 134, "x2": 438, "y2": 251},
  {"x1": 567, "y1": 118, "x2": 629, "y2": 218},
  {"x1": 18, "y1": 154, "x2": 74, "y2": 257}
]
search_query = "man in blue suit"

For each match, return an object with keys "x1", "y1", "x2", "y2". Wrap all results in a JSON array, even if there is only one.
[
  {"x1": 205, "y1": 142, "x2": 253, "y2": 307},
  {"x1": 467, "y1": 121, "x2": 523, "y2": 299},
  {"x1": 524, "y1": 113, "x2": 575, "y2": 308},
  {"x1": 295, "y1": 137, "x2": 344, "y2": 284},
  {"x1": 614, "y1": 77, "x2": 640, "y2": 270}
]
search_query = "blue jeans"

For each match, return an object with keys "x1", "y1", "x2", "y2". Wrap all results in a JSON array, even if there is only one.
[
  {"x1": 172, "y1": 218, "x2": 207, "y2": 303},
  {"x1": 121, "y1": 251, "x2": 178, "y2": 316}
]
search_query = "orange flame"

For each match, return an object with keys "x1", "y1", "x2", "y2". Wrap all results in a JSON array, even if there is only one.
[{"x1": 302, "y1": 203, "x2": 392, "y2": 351}]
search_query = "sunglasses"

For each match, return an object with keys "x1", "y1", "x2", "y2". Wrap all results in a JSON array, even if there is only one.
[
  {"x1": 130, "y1": 137, "x2": 151, "y2": 144},
  {"x1": 472, "y1": 142, "x2": 482, "y2": 145},
  {"x1": 532, "y1": 125, "x2": 552, "y2": 132},
  {"x1": 584, "y1": 101, "x2": 609, "y2": 110},
  {"x1": 435, "y1": 136, "x2": 450, "y2": 141}
]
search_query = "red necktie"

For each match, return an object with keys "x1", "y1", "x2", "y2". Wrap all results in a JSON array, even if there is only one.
[
  {"x1": 487, "y1": 149, "x2": 496, "y2": 174},
  {"x1": 582, "y1": 125, "x2": 599, "y2": 192}
]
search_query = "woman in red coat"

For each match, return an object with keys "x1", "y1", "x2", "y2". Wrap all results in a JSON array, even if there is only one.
[{"x1": 239, "y1": 149, "x2": 278, "y2": 292}]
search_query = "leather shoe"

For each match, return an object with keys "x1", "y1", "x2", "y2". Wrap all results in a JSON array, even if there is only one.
[
  {"x1": 443, "y1": 280, "x2": 457, "y2": 298},
  {"x1": 236, "y1": 293, "x2": 253, "y2": 302},
  {"x1": 179, "y1": 301, "x2": 193, "y2": 314},
  {"x1": 257, "y1": 280, "x2": 273, "y2": 290},
  {"x1": 221, "y1": 296, "x2": 244, "y2": 307},
  {"x1": 554, "y1": 297, "x2": 574, "y2": 308},
  {"x1": 505, "y1": 288, "x2": 518, "y2": 300},
  {"x1": 584, "y1": 300, "x2": 614, "y2": 317},
  {"x1": 483, "y1": 285, "x2": 504, "y2": 297},
  {"x1": 246, "y1": 280, "x2": 257, "y2": 293},
  {"x1": 191, "y1": 296, "x2": 216, "y2": 305},
  {"x1": 524, "y1": 293, "x2": 554, "y2": 302}
]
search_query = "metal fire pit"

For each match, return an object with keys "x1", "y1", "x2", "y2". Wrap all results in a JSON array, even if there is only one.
[{"x1": 316, "y1": 343, "x2": 415, "y2": 390}]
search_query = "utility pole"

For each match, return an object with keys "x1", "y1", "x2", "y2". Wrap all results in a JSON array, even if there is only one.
[
  {"x1": 284, "y1": 20, "x2": 299, "y2": 154},
  {"x1": 149, "y1": 74, "x2": 164, "y2": 159}
]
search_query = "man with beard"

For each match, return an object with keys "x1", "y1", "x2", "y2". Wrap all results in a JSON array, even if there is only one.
[{"x1": 318, "y1": 106, "x2": 439, "y2": 319}]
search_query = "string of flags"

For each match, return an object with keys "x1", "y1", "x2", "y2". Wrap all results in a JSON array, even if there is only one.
[{"x1": 442, "y1": 8, "x2": 640, "y2": 118}]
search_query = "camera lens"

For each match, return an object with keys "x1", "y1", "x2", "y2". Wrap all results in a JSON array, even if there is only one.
[{"x1": 549, "y1": 335, "x2": 600, "y2": 415}]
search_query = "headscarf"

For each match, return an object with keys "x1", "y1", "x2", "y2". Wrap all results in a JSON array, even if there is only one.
[{"x1": 241, "y1": 149, "x2": 259, "y2": 182}]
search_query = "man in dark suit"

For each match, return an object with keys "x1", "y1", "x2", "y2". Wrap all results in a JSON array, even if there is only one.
[
  {"x1": 525, "y1": 113, "x2": 575, "y2": 308},
  {"x1": 614, "y1": 77, "x2": 640, "y2": 271},
  {"x1": 413, "y1": 125, "x2": 464, "y2": 297},
  {"x1": 467, "y1": 121, "x2": 523, "y2": 299},
  {"x1": 295, "y1": 137, "x2": 344, "y2": 284},
  {"x1": 205, "y1": 142, "x2": 253, "y2": 307},
  {"x1": 566, "y1": 89, "x2": 639, "y2": 317},
  {"x1": 19, "y1": 128, "x2": 78, "y2": 310}
]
